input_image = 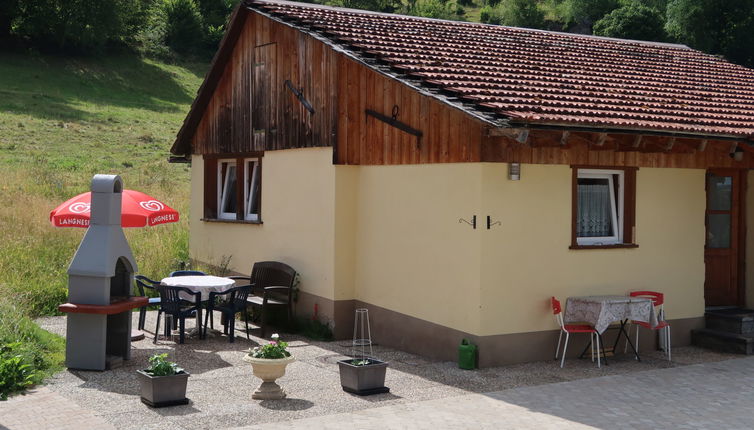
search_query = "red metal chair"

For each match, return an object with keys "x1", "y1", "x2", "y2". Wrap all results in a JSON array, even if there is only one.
[
  {"x1": 625, "y1": 291, "x2": 671, "y2": 361},
  {"x1": 551, "y1": 297, "x2": 601, "y2": 368}
]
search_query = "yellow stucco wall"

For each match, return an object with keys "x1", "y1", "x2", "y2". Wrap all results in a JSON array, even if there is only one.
[
  {"x1": 349, "y1": 164, "x2": 483, "y2": 334},
  {"x1": 189, "y1": 150, "x2": 708, "y2": 336},
  {"x1": 347, "y1": 163, "x2": 706, "y2": 336},
  {"x1": 189, "y1": 148, "x2": 337, "y2": 301},
  {"x1": 478, "y1": 164, "x2": 706, "y2": 335}
]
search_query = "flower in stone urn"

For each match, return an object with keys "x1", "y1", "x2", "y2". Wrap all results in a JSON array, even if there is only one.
[{"x1": 243, "y1": 334, "x2": 295, "y2": 400}]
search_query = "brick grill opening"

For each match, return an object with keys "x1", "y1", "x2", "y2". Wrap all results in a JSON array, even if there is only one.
[{"x1": 59, "y1": 175, "x2": 147, "y2": 371}]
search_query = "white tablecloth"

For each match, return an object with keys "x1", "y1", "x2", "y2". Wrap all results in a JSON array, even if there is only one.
[
  {"x1": 564, "y1": 295, "x2": 658, "y2": 334},
  {"x1": 161, "y1": 276, "x2": 235, "y2": 302}
]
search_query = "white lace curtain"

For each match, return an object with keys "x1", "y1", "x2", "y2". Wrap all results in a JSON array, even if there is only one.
[{"x1": 577, "y1": 181, "x2": 613, "y2": 237}]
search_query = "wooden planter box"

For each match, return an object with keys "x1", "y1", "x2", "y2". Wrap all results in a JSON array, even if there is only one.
[
  {"x1": 337, "y1": 359, "x2": 389, "y2": 395},
  {"x1": 136, "y1": 370, "x2": 190, "y2": 407}
]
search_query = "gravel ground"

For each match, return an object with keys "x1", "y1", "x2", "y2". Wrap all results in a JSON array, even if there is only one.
[{"x1": 36, "y1": 312, "x2": 740, "y2": 430}]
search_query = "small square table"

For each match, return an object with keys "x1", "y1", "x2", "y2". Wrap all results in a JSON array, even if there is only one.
[{"x1": 565, "y1": 295, "x2": 658, "y2": 362}]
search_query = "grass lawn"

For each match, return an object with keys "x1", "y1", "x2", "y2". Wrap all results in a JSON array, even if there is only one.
[{"x1": 0, "y1": 51, "x2": 207, "y2": 398}]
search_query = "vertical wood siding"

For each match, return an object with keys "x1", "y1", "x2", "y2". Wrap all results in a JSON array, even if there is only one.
[
  {"x1": 192, "y1": 13, "x2": 339, "y2": 154},
  {"x1": 335, "y1": 56, "x2": 485, "y2": 165}
]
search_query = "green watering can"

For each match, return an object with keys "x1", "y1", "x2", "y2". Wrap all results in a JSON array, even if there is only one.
[{"x1": 458, "y1": 338, "x2": 477, "y2": 370}]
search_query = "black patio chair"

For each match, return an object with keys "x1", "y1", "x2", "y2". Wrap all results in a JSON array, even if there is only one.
[
  {"x1": 168, "y1": 270, "x2": 207, "y2": 277},
  {"x1": 203, "y1": 285, "x2": 252, "y2": 343},
  {"x1": 134, "y1": 275, "x2": 161, "y2": 331},
  {"x1": 154, "y1": 284, "x2": 203, "y2": 344},
  {"x1": 230, "y1": 261, "x2": 297, "y2": 338}
]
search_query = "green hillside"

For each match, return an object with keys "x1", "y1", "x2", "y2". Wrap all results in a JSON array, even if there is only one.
[{"x1": 0, "y1": 52, "x2": 207, "y2": 398}]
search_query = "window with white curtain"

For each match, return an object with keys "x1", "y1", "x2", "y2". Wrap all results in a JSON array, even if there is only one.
[{"x1": 576, "y1": 169, "x2": 624, "y2": 245}]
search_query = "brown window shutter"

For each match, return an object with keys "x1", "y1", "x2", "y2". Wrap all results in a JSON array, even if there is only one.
[{"x1": 204, "y1": 157, "x2": 218, "y2": 219}]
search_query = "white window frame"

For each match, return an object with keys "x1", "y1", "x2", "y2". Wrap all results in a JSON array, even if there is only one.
[
  {"x1": 244, "y1": 158, "x2": 261, "y2": 222},
  {"x1": 576, "y1": 169, "x2": 624, "y2": 246},
  {"x1": 218, "y1": 159, "x2": 237, "y2": 220}
]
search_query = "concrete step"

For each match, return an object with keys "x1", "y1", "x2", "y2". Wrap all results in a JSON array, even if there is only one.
[
  {"x1": 704, "y1": 308, "x2": 754, "y2": 335},
  {"x1": 692, "y1": 328, "x2": 754, "y2": 354}
]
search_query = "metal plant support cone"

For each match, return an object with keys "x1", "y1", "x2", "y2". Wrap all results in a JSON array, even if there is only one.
[{"x1": 352, "y1": 308, "x2": 373, "y2": 361}]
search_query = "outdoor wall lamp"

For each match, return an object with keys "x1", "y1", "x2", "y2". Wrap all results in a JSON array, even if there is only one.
[
  {"x1": 508, "y1": 162, "x2": 521, "y2": 180},
  {"x1": 730, "y1": 145, "x2": 744, "y2": 161}
]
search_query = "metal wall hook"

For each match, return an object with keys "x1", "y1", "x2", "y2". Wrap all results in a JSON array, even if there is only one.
[
  {"x1": 487, "y1": 216, "x2": 501, "y2": 230},
  {"x1": 459, "y1": 215, "x2": 476, "y2": 229}
]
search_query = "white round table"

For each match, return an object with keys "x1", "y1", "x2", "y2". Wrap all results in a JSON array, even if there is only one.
[{"x1": 160, "y1": 275, "x2": 235, "y2": 302}]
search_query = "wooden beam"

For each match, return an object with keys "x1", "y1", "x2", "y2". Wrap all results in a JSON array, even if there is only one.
[
  {"x1": 486, "y1": 127, "x2": 529, "y2": 143},
  {"x1": 486, "y1": 127, "x2": 516, "y2": 137}
]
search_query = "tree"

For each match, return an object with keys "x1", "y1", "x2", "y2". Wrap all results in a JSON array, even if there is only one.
[
  {"x1": 0, "y1": 0, "x2": 19, "y2": 40},
  {"x1": 13, "y1": 0, "x2": 143, "y2": 53},
  {"x1": 497, "y1": 0, "x2": 545, "y2": 28},
  {"x1": 560, "y1": 0, "x2": 620, "y2": 31},
  {"x1": 593, "y1": 2, "x2": 666, "y2": 41},
  {"x1": 666, "y1": 0, "x2": 754, "y2": 67},
  {"x1": 161, "y1": 0, "x2": 205, "y2": 55},
  {"x1": 327, "y1": 0, "x2": 398, "y2": 13},
  {"x1": 407, "y1": 0, "x2": 458, "y2": 20}
]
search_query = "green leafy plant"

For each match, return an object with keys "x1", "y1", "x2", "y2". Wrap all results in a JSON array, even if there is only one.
[
  {"x1": 144, "y1": 353, "x2": 183, "y2": 376},
  {"x1": 0, "y1": 342, "x2": 37, "y2": 400},
  {"x1": 247, "y1": 334, "x2": 291, "y2": 359},
  {"x1": 292, "y1": 317, "x2": 334, "y2": 341}
]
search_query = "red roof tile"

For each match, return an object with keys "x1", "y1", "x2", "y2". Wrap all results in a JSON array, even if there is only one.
[{"x1": 251, "y1": 0, "x2": 754, "y2": 138}]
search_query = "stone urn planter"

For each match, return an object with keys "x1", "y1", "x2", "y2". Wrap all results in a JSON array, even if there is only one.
[
  {"x1": 337, "y1": 358, "x2": 389, "y2": 395},
  {"x1": 243, "y1": 355, "x2": 295, "y2": 400}
]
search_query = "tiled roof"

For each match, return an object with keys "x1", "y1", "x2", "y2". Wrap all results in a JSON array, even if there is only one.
[{"x1": 252, "y1": 0, "x2": 754, "y2": 138}]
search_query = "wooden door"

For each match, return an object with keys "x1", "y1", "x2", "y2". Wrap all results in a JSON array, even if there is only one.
[
  {"x1": 704, "y1": 169, "x2": 746, "y2": 307},
  {"x1": 252, "y1": 43, "x2": 277, "y2": 151}
]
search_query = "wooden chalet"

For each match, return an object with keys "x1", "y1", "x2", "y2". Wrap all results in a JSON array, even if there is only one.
[{"x1": 171, "y1": 0, "x2": 754, "y2": 365}]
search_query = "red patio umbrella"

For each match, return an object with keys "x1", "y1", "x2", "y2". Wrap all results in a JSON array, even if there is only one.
[{"x1": 50, "y1": 189, "x2": 179, "y2": 228}]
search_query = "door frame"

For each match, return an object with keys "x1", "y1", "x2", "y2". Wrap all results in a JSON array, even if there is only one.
[{"x1": 704, "y1": 168, "x2": 747, "y2": 307}]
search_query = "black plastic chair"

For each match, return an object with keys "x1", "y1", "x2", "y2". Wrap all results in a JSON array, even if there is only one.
[
  {"x1": 231, "y1": 261, "x2": 297, "y2": 338},
  {"x1": 169, "y1": 270, "x2": 207, "y2": 277},
  {"x1": 154, "y1": 284, "x2": 202, "y2": 344},
  {"x1": 134, "y1": 275, "x2": 161, "y2": 331},
  {"x1": 204, "y1": 285, "x2": 252, "y2": 343}
]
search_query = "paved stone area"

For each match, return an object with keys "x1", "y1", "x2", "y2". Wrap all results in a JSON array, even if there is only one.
[
  {"x1": 238, "y1": 357, "x2": 754, "y2": 429},
  {"x1": 0, "y1": 313, "x2": 746, "y2": 429},
  {"x1": 0, "y1": 387, "x2": 115, "y2": 430}
]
